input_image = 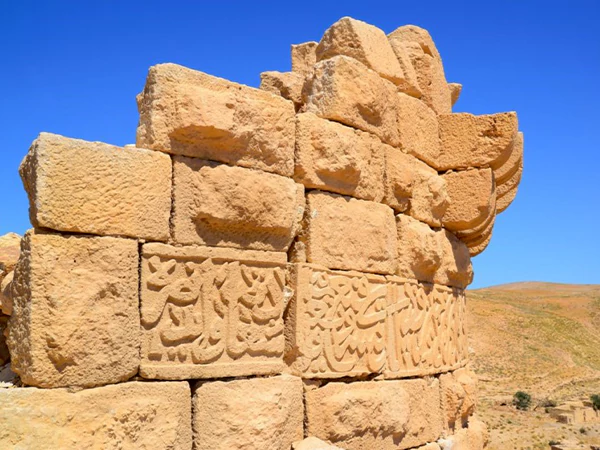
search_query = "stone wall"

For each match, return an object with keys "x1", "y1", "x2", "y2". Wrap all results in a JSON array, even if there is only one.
[{"x1": 0, "y1": 17, "x2": 522, "y2": 450}]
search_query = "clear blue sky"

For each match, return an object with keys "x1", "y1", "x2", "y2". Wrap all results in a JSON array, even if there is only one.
[{"x1": 1, "y1": 1, "x2": 598, "y2": 288}]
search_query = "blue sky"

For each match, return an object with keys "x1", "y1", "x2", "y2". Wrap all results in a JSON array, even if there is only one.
[{"x1": 1, "y1": 1, "x2": 598, "y2": 288}]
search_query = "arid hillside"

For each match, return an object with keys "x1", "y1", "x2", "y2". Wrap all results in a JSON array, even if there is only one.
[{"x1": 467, "y1": 282, "x2": 600, "y2": 449}]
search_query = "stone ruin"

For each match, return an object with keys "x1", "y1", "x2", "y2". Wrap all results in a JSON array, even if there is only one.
[{"x1": 0, "y1": 17, "x2": 523, "y2": 450}]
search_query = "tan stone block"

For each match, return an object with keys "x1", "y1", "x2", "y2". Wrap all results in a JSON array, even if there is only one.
[
  {"x1": 436, "y1": 229, "x2": 474, "y2": 288},
  {"x1": 293, "y1": 437, "x2": 345, "y2": 450},
  {"x1": 494, "y1": 131, "x2": 523, "y2": 185},
  {"x1": 385, "y1": 277, "x2": 468, "y2": 377},
  {"x1": 137, "y1": 63, "x2": 295, "y2": 177},
  {"x1": 497, "y1": 182, "x2": 520, "y2": 214},
  {"x1": 464, "y1": 227, "x2": 494, "y2": 257},
  {"x1": 304, "y1": 56, "x2": 401, "y2": 148},
  {"x1": 442, "y1": 168, "x2": 495, "y2": 232},
  {"x1": 140, "y1": 243, "x2": 286, "y2": 379},
  {"x1": 437, "y1": 112, "x2": 518, "y2": 171},
  {"x1": 260, "y1": 70, "x2": 305, "y2": 110},
  {"x1": 385, "y1": 148, "x2": 447, "y2": 226},
  {"x1": 172, "y1": 156, "x2": 305, "y2": 252},
  {"x1": 7, "y1": 230, "x2": 139, "y2": 388},
  {"x1": 386, "y1": 38, "x2": 422, "y2": 97},
  {"x1": 292, "y1": 41, "x2": 318, "y2": 75},
  {"x1": 395, "y1": 93, "x2": 441, "y2": 169},
  {"x1": 496, "y1": 156, "x2": 523, "y2": 200},
  {"x1": 316, "y1": 17, "x2": 409, "y2": 88},
  {"x1": 0, "y1": 270, "x2": 13, "y2": 316},
  {"x1": 305, "y1": 378, "x2": 444, "y2": 450},
  {"x1": 0, "y1": 381, "x2": 192, "y2": 450},
  {"x1": 439, "y1": 417, "x2": 488, "y2": 450},
  {"x1": 192, "y1": 375, "x2": 303, "y2": 450},
  {"x1": 440, "y1": 368, "x2": 478, "y2": 432},
  {"x1": 395, "y1": 215, "x2": 441, "y2": 283},
  {"x1": 19, "y1": 133, "x2": 171, "y2": 241},
  {"x1": 285, "y1": 264, "x2": 387, "y2": 378},
  {"x1": 449, "y1": 83, "x2": 462, "y2": 107},
  {"x1": 302, "y1": 191, "x2": 397, "y2": 274},
  {"x1": 0, "y1": 233, "x2": 20, "y2": 279},
  {"x1": 295, "y1": 113, "x2": 385, "y2": 201},
  {"x1": 388, "y1": 25, "x2": 442, "y2": 62}
]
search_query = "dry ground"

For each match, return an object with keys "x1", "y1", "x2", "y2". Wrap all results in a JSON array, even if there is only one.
[{"x1": 467, "y1": 282, "x2": 600, "y2": 449}]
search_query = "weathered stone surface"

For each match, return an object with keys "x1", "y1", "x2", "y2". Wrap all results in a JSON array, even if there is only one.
[
  {"x1": 449, "y1": 83, "x2": 462, "y2": 106},
  {"x1": 302, "y1": 191, "x2": 397, "y2": 274},
  {"x1": 386, "y1": 36, "x2": 422, "y2": 97},
  {"x1": 463, "y1": 226, "x2": 494, "y2": 257},
  {"x1": 0, "y1": 270, "x2": 14, "y2": 316},
  {"x1": 497, "y1": 172, "x2": 521, "y2": 214},
  {"x1": 260, "y1": 70, "x2": 305, "y2": 110},
  {"x1": 496, "y1": 156, "x2": 523, "y2": 200},
  {"x1": 286, "y1": 264, "x2": 387, "y2": 378},
  {"x1": 385, "y1": 277, "x2": 468, "y2": 377},
  {"x1": 384, "y1": 148, "x2": 448, "y2": 226},
  {"x1": 192, "y1": 375, "x2": 303, "y2": 450},
  {"x1": 305, "y1": 378, "x2": 443, "y2": 450},
  {"x1": 493, "y1": 131, "x2": 523, "y2": 185},
  {"x1": 140, "y1": 243, "x2": 287, "y2": 379},
  {"x1": 304, "y1": 56, "x2": 401, "y2": 148},
  {"x1": 440, "y1": 368, "x2": 478, "y2": 432},
  {"x1": 292, "y1": 41, "x2": 318, "y2": 75},
  {"x1": 316, "y1": 17, "x2": 408, "y2": 88},
  {"x1": 0, "y1": 315, "x2": 8, "y2": 366},
  {"x1": 295, "y1": 113, "x2": 385, "y2": 201},
  {"x1": 439, "y1": 417, "x2": 488, "y2": 450},
  {"x1": 293, "y1": 437, "x2": 345, "y2": 450},
  {"x1": 437, "y1": 112, "x2": 518, "y2": 171},
  {"x1": 395, "y1": 92, "x2": 441, "y2": 169},
  {"x1": 388, "y1": 25, "x2": 442, "y2": 62},
  {"x1": 0, "y1": 233, "x2": 20, "y2": 279},
  {"x1": 395, "y1": 215, "x2": 473, "y2": 288},
  {"x1": 19, "y1": 133, "x2": 171, "y2": 241},
  {"x1": 137, "y1": 63, "x2": 296, "y2": 176},
  {"x1": 172, "y1": 156, "x2": 305, "y2": 252},
  {"x1": 8, "y1": 230, "x2": 139, "y2": 388},
  {"x1": 442, "y1": 168, "x2": 495, "y2": 232},
  {"x1": 0, "y1": 381, "x2": 192, "y2": 450}
]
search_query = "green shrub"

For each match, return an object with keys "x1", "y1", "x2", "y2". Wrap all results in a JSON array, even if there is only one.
[
  {"x1": 591, "y1": 394, "x2": 600, "y2": 411},
  {"x1": 513, "y1": 391, "x2": 532, "y2": 410}
]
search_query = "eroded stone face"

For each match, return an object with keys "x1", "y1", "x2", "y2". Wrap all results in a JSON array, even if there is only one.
[
  {"x1": 305, "y1": 378, "x2": 443, "y2": 450},
  {"x1": 0, "y1": 381, "x2": 192, "y2": 450},
  {"x1": 7, "y1": 230, "x2": 140, "y2": 388},
  {"x1": 440, "y1": 368, "x2": 478, "y2": 432},
  {"x1": 172, "y1": 156, "x2": 305, "y2": 252},
  {"x1": 19, "y1": 133, "x2": 171, "y2": 241},
  {"x1": 260, "y1": 71, "x2": 305, "y2": 110},
  {"x1": 192, "y1": 375, "x2": 303, "y2": 450},
  {"x1": 140, "y1": 243, "x2": 286, "y2": 379},
  {"x1": 302, "y1": 191, "x2": 397, "y2": 275},
  {"x1": 292, "y1": 41, "x2": 318, "y2": 75},
  {"x1": 137, "y1": 63, "x2": 296, "y2": 177}
]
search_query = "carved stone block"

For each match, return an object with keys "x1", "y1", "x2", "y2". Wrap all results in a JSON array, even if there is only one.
[
  {"x1": 384, "y1": 277, "x2": 468, "y2": 378},
  {"x1": 172, "y1": 156, "x2": 305, "y2": 252},
  {"x1": 140, "y1": 243, "x2": 287, "y2": 379},
  {"x1": 286, "y1": 264, "x2": 387, "y2": 378}
]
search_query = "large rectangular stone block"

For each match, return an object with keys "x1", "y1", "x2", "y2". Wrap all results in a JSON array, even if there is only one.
[
  {"x1": 193, "y1": 375, "x2": 303, "y2": 450},
  {"x1": 172, "y1": 156, "x2": 305, "y2": 252},
  {"x1": 19, "y1": 133, "x2": 171, "y2": 241},
  {"x1": 140, "y1": 243, "x2": 287, "y2": 379},
  {"x1": 295, "y1": 113, "x2": 385, "y2": 201},
  {"x1": 385, "y1": 277, "x2": 468, "y2": 378},
  {"x1": 285, "y1": 264, "x2": 387, "y2": 378},
  {"x1": 302, "y1": 191, "x2": 397, "y2": 274},
  {"x1": 0, "y1": 381, "x2": 192, "y2": 450},
  {"x1": 7, "y1": 230, "x2": 140, "y2": 388},
  {"x1": 305, "y1": 378, "x2": 444, "y2": 450},
  {"x1": 137, "y1": 63, "x2": 296, "y2": 176}
]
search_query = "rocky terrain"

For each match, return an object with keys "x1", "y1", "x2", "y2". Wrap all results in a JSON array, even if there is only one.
[{"x1": 468, "y1": 282, "x2": 600, "y2": 449}]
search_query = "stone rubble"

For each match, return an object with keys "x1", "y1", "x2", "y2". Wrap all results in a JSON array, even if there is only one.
[{"x1": 1, "y1": 16, "x2": 522, "y2": 450}]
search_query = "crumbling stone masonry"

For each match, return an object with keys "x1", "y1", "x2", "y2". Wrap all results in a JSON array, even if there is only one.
[{"x1": 0, "y1": 17, "x2": 522, "y2": 450}]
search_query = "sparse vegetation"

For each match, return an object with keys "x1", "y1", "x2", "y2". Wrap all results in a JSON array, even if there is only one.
[
  {"x1": 591, "y1": 394, "x2": 600, "y2": 411},
  {"x1": 513, "y1": 391, "x2": 532, "y2": 410}
]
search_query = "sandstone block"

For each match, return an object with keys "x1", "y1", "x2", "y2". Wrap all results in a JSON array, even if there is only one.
[
  {"x1": 384, "y1": 148, "x2": 447, "y2": 226},
  {"x1": 295, "y1": 113, "x2": 385, "y2": 201},
  {"x1": 7, "y1": 230, "x2": 139, "y2": 388},
  {"x1": 496, "y1": 156, "x2": 523, "y2": 200},
  {"x1": 316, "y1": 17, "x2": 409, "y2": 88},
  {"x1": 305, "y1": 378, "x2": 444, "y2": 450},
  {"x1": 388, "y1": 25, "x2": 442, "y2": 62},
  {"x1": 192, "y1": 375, "x2": 303, "y2": 450},
  {"x1": 0, "y1": 381, "x2": 192, "y2": 450},
  {"x1": 302, "y1": 191, "x2": 397, "y2": 274},
  {"x1": 172, "y1": 156, "x2": 305, "y2": 252},
  {"x1": 395, "y1": 93, "x2": 441, "y2": 169},
  {"x1": 140, "y1": 243, "x2": 287, "y2": 379},
  {"x1": 449, "y1": 83, "x2": 462, "y2": 106},
  {"x1": 386, "y1": 37, "x2": 422, "y2": 97},
  {"x1": 292, "y1": 41, "x2": 318, "y2": 75},
  {"x1": 304, "y1": 56, "x2": 401, "y2": 148},
  {"x1": 0, "y1": 232, "x2": 21, "y2": 279},
  {"x1": 260, "y1": 70, "x2": 305, "y2": 110},
  {"x1": 0, "y1": 270, "x2": 14, "y2": 316},
  {"x1": 442, "y1": 168, "x2": 495, "y2": 232},
  {"x1": 493, "y1": 131, "x2": 523, "y2": 185},
  {"x1": 439, "y1": 417, "x2": 488, "y2": 450},
  {"x1": 286, "y1": 264, "x2": 387, "y2": 378},
  {"x1": 385, "y1": 277, "x2": 468, "y2": 377},
  {"x1": 137, "y1": 63, "x2": 296, "y2": 176},
  {"x1": 440, "y1": 368, "x2": 478, "y2": 432},
  {"x1": 19, "y1": 133, "x2": 171, "y2": 241},
  {"x1": 437, "y1": 229, "x2": 475, "y2": 287},
  {"x1": 437, "y1": 112, "x2": 518, "y2": 171},
  {"x1": 293, "y1": 437, "x2": 345, "y2": 450},
  {"x1": 463, "y1": 227, "x2": 494, "y2": 257}
]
